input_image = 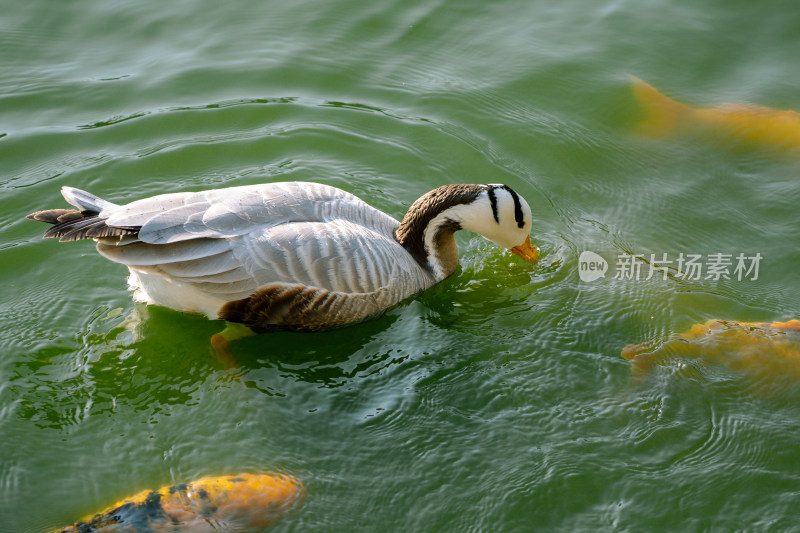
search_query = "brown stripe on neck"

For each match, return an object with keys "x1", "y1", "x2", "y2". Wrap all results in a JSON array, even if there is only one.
[{"x1": 394, "y1": 184, "x2": 485, "y2": 269}]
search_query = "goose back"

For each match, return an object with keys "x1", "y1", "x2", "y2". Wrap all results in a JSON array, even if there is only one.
[{"x1": 74, "y1": 182, "x2": 436, "y2": 327}]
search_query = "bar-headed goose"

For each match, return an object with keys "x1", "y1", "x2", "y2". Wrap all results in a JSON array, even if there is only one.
[{"x1": 28, "y1": 182, "x2": 538, "y2": 330}]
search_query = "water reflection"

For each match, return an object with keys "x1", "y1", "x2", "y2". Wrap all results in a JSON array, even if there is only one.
[
  {"x1": 8, "y1": 292, "x2": 426, "y2": 434},
  {"x1": 418, "y1": 236, "x2": 563, "y2": 334},
  {"x1": 8, "y1": 304, "x2": 224, "y2": 431},
  {"x1": 225, "y1": 311, "x2": 405, "y2": 389}
]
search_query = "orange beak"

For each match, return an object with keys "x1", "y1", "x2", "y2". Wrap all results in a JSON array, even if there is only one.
[{"x1": 510, "y1": 235, "x2": 539, "y2": 262}]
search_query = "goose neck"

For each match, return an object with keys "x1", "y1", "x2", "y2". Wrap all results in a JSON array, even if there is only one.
[{"x1": 394, "y1": 184, "x2": 486, "y2": 280}]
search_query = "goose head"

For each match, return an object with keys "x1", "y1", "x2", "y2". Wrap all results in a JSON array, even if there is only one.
[{"x1": 395, "y1": 184, "x2": 538, "y2": 280}]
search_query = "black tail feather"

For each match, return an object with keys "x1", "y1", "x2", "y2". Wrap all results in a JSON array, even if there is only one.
[
  {"x1": 26, "y1": 209, "x2": 83, "y2": 224},
  {"x1": 27, "y1": 208, "x2": 139, "y2": 242}
]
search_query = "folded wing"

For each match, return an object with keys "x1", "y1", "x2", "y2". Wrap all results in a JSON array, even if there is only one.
[{"x1": 92, "y1": 181, "x2": 427, "y2": 299}]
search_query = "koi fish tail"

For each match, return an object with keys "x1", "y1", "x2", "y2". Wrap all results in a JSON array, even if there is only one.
[{"x1": 629, "y1": 75, "x2": 690, "y2": 137}]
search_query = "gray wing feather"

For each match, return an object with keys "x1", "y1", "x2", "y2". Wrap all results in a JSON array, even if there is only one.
[
  {"x1": 97, "y1": 238, "x2": 232, "y2": 266},
  {"x1": 156, "y1": 251, "x2": 242, "y2": 278},
  {"x1": 101, "y1": 182, "x2": 394, "y2": 245},
  {"x1": 102, "y1": 191, "x2": 206, "y2": 227},
  {"x1": 92, "y1": 182, "x2": 432, "y2": 306},
  {"x1": 62, "y1": 186, "x2": 118, "y2": 212},
  {"x1": 241, "y1": 219, "x2": 430, "y2": 297}
]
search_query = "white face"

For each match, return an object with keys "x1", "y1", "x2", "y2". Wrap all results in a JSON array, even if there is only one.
[{"x1": 459, "y1": 185, "x2": 532, "y2": 249}]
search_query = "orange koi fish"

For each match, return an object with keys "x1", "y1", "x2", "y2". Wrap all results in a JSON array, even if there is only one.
[
  {"x1": 56, "y1": 472, "x2": 304, "y2": 532},
  {"x1": 622, "y1": 319, "x2": 800, "y2": 384},
  {"x1": 630, "y1": 75, "x2": 800, "y2": 153}
]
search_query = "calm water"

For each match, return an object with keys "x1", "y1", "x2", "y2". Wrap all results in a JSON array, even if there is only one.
[{"x1": 2, "y1": 0, "x2": 800, "y2": 530}]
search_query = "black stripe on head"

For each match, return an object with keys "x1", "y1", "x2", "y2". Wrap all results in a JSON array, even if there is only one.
[
  {"x1": 487, "y1": 187, "x2": 499, "y2": 223},
  {"x1": 500, "y1": 185, "x2": 525, "y2": 228}
]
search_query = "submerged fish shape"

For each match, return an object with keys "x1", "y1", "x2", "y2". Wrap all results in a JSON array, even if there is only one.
[
  {"x1": 28, "y1": 181, "x2": 538, "y2": 331},
  {"x1": 55, "y1": 472, "x2": 304, "y2": 532},
  {"x1": 622, "y1": 319, "x2": 800, "y2": 384},
  {"x1": 630, "y1": 75, "x2": 800, "y2": 153}
]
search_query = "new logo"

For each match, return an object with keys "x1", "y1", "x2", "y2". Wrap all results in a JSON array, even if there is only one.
[{"x1": 578, "y1": 251, "x2": 608, "y2": 282}]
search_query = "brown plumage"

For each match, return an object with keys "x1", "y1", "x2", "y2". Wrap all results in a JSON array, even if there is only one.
[
  {"x1": 219, "y1": 283, "x2": 335, "y2": 331},
  {"x1": 394, "y1": 184, "x2": 485, "y2": 267},
  {"x1": 218, "y1": 282, "x2": 391, "y2": 331}
]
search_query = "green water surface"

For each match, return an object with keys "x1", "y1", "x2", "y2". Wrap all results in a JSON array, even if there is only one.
[{"x1": 2, "y1": 0, "x2": 800, "y2": 531}]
